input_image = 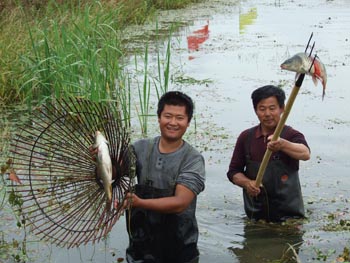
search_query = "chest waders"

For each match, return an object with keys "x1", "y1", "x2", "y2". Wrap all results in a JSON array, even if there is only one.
[
  {"x1": 243, "y1": 127, "x2": 305, "y2": 222},
  {"x1": 126, "y1": 140, "x2": 199, "y2": 263}
]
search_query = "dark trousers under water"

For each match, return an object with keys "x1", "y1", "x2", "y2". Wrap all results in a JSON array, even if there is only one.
[
  {"x1": 243, "y1": 157, "x2": 305, "y2": 222},
  {"x1": 126, "y1": 184, "x2": 199, "y2": 263},
  {"x1": 242, "y1": 127, "x2": 305, "y2": 222}
]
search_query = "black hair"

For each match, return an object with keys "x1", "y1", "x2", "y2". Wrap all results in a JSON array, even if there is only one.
[
  {"x1": 157, "y1": 91, "x2": 194, "y2": 122},
  {"x1": 251, "y1": 85, "x2": 286, "y2": 110}
]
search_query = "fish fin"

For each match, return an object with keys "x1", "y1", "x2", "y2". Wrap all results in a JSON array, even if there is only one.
[
  {"x1": 322, "y1": 87, "x2": 326, "y2": 101},
  {"x1": 312, "y1": 75, "x2": 318, "y2": 87}
]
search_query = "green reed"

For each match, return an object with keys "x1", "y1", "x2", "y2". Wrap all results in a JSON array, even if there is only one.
[
  {"x1": 1, "y1": 0, "x2": 202, "y2": 106},
  {"x1": 15, "y1": 2, "x2": 177, "y2": 136},
  {"x1": 154, "y1": 21, "x2": 172, "y2": 99},
  {"x1": 1, "y1": 0, "x2": 197, "y2": 140},
  {"x1": 136, "y1": 45, "x2": 152, "y2": 137},
  {"x1": 132, "y1": 23, "x2": 178, "y2": 137},
  {"x1": 20, "y1": 4, "x2": 125, "y2": 104},
  {"x1": 116, "y1": 73, "x2": 132, "y2": 129}
]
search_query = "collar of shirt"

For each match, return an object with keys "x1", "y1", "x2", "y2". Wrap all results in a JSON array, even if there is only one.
[{"x1": 255, "y1": 124, "x2": 275, "y2": 139}]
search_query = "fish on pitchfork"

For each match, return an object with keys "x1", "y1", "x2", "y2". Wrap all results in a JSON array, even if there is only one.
[
  {"x1": 92, "y1": 131, "x2": 113, "y2": 212},
  {"x1": 280, "y1": 52, "x2": 327, "y2": 99}
]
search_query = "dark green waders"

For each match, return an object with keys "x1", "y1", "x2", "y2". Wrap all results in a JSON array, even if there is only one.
[{"x1": 243, "y1": 128, "x2": 305, "y2": 222}]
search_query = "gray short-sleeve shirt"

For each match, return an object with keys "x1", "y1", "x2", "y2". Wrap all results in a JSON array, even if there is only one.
[{"x1": 133, "y1": 136, "x2": 205, "y2": 195}]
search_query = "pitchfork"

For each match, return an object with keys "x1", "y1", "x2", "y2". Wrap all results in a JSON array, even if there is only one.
[{"x1": 255, "y1": 33, "x2": 316, "y2": 187}]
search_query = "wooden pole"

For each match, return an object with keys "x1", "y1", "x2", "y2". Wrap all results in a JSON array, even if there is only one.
[{"x1": 255, "y1": 74, "x2": 305, "y2": 187}]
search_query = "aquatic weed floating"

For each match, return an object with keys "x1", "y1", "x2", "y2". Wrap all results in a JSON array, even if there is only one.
[{"x1": 7, "y1": 97, "x2": 136, "y2": 248}]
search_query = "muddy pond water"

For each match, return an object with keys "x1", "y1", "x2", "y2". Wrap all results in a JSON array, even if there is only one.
[{"x1": 1, "y1": 0, "x2": 350, "y2": 262}]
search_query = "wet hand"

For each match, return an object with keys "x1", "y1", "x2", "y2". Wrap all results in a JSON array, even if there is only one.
[
  {"x1": 244, "y1": 180, "x2": 261, "y2": 197},
  {"x1": 123, "y1": 192, "x2": 140, "y2": 209}
]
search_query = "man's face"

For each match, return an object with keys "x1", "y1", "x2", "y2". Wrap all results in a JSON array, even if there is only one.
[
  {"x1": 158, "y1": 104, "x2": 190, "y2": 142},
  {"x1": 255, "y1": 96, "x2": 284, "y2": 133}
]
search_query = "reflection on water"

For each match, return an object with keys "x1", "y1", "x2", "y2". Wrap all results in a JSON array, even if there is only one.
[
  {"x1": 230, "y1": 221, "x2": 304, "y2": 263},
  {"x1": 187, "y1": 21, "x2": 210, "y2": 60},
  {"x1": 239, "y1": 8, "x2": 257, "y2": 34}
]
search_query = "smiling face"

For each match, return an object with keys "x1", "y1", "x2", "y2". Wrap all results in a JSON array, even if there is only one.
[
  {"x1": 255, "y1": 96, "x2": 284, "y2": 134},
  {"x1": 158, "y1": 104, "x2": 190, "y2": 143}
]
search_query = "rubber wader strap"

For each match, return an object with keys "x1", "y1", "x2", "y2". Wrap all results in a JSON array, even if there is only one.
[
  {"x1": 145, "y1": 138, "x2": 155, "y2": 183},
  {"x1": 244, "y1": 128, "x2": 254, "y2": 161}
]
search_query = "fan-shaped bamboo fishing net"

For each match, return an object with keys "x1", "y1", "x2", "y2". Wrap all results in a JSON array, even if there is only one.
[{"x1": 8, "y1": 97, "x2": 135, "y2": 248}]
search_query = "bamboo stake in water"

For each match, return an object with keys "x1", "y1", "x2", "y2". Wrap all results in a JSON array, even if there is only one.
[{"x1": 255, "y1": 74, "x2": 305, "y2": 187}]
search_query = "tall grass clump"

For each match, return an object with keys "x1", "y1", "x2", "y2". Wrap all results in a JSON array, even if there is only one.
[
  {"x1": 135, "y1": 45, "x2": 152, "y2": 137},
  {"x1": 1, "y1": 0, "x2": 202, "y2": 135},
  {"x1": 19, "y1": 3, "x2": 126, "y2": 104},
  {"x1": 0, "y1": 6, "x2": 32, "y2": 103},
  {"x1": 1, "y1": 0, "x2": 202, "y2": 106},
  {"x1": 131, "y1": 23, "x2": 176, "y2": 137},
  {"x1": 154, "y1": 22, "x2": 174, "y2": 99}
]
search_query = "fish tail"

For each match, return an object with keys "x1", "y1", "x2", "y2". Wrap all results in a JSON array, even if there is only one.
[
  {"x1": 105, "y1": 184, "x2": 113, "y2": 212},
  {"x1": 321, "y1": 77, "x2": 327, "y2": 100},
  {"x1": 322, "y1": 87, "x2": 326, "y2": 101}
]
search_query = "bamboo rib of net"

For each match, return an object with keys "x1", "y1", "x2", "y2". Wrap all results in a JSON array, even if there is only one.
[{"x1": 8, "y1": 98, "x2": 135, "y2": 248}]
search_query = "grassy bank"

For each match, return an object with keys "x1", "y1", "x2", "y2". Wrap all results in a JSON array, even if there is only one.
[{"x1": 0, "y1": 0, "x2": 201, "y2": 106}]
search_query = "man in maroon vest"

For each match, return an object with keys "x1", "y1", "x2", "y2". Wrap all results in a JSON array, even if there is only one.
[{"x1": 227, "y1": 85, "x2": 310, "y2": 222}]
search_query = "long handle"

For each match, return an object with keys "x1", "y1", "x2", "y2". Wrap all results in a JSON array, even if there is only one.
[{"x1": 255, "y1": 74, "x2": 305, "y2": 187}]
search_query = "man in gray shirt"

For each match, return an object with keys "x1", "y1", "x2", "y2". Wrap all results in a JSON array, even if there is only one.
[{"x1": 125, "y1": 91, "x2": 206, "y2": 263}]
